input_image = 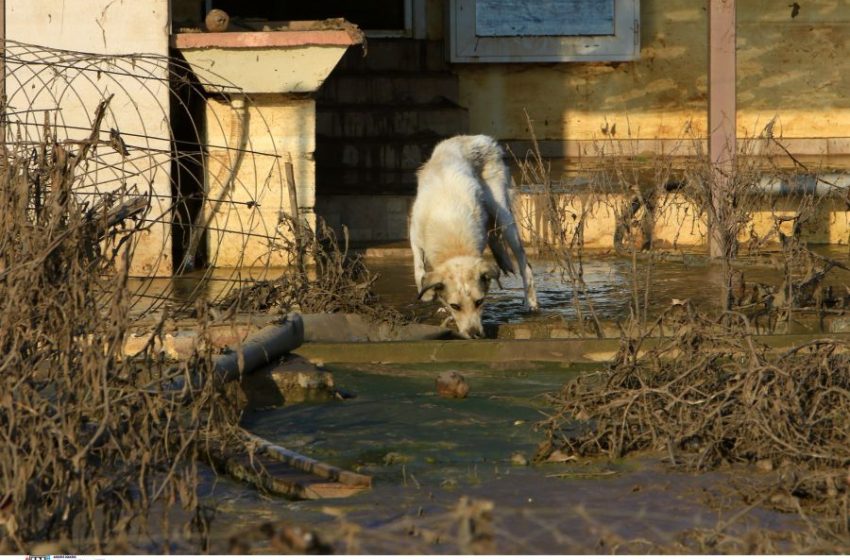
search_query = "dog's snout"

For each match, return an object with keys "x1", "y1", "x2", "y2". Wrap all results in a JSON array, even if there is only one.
[{"x1": 464, "y1": 326, "x2": 483, "y2": 339}]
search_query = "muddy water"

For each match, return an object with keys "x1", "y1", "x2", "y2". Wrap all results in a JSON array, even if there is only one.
[
  {"x1": 367, "y1": 246, "x2": 850, "y2": 330},
  {"x1": 201, "y1": 362, "x2": 801, "y2": 553},
  {"x1": 128, "y1": 245, "x2": 850, "y2": 329}
]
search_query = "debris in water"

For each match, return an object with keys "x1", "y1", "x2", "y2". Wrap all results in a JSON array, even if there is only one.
[
  {"x1": 510, "y1": 452, "x2": 529, "y2": 466},
  {"x1": 436, "y1": 371, "x2": 470, "y2": 399}
]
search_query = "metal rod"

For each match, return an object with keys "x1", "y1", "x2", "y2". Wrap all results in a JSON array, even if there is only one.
[
  {"x1": 708, "y1": 0, "x2": 737, "y2": 258},
  {"x1": 1, "y1": 0, "x2": 7, "y2": 157},
  {"x1": 284, "y1": 154, "x2": 305, "y2": 276}
]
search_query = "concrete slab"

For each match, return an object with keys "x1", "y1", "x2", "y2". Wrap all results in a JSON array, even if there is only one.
[{"x1": 298, "y1": 333, "x2": 850, "y2": 365}]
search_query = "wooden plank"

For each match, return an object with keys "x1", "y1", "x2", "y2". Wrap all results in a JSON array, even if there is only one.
[
  {"x1": 214, "y1": 448, "x2": 370, "y2": 500},
  {"x1": 476, "y1": 0, "x2": 614, "y2": 37},
  {"x1": 244, "y1": 432, "x2": 372, "y2": 488}
]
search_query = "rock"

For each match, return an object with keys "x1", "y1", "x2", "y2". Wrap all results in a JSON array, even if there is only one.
[
  {"x1": 435, "y1": 371, "x2": 469, "y2": 399},
  {"x1": 511, "y1": 452, "x2": 529, "y2": 466},
  {"x1": 755, "y1": 458, "x2": 774, "y2": 472},
  {"x1": 205, "y1": 9, "x2": 230, "y2": 32},
  {"x1": 238, "y1": 354, "x2": 338, "y2": 409},
  {"x1": 269, "y1": 356, "x2": 335, "y2": 402}
]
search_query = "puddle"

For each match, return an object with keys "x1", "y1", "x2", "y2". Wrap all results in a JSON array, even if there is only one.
[{"x1": 200, "y1": 362, "x2": 802, "y2": 553}]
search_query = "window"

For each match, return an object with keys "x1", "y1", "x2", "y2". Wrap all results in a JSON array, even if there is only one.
[{"x1": 449, "y1": 0, "x2": 640, "y2": 63}]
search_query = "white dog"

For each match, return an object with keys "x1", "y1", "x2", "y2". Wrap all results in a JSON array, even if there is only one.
[{"x1": 410, "y1": 134, "x2": 538, "y2": 339}]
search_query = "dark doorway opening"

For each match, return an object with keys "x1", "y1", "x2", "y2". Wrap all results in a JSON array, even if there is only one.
[
  {"x1": 169, "y1": 54, "x2": 209, "y2": 272},
  {"x1": 210, "y1": 0, "x2": 407, "y2": 32}
]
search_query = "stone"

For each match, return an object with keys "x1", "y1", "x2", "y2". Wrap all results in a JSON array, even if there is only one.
[
  {"x1": 270, "y1": 356, "x2": 335, "y2": 402},
  {"x1": 238, "y1": 354, "x2": 337, "y2": 409},
  {"x1": 435, "y1": 371, "x2": 469, "y2": 399},
  {"x1": 510, "y1": 452, "x2": 529, "y2": 466},
  {"x1": 205, "y1": 9, "x2": 230, "y2": 32},
  {"x1": 755, "y1": 458, "x2": 774, "y2": 472}
]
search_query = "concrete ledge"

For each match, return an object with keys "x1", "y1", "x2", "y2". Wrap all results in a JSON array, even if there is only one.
[
  {"x1": 172, "y1": 29, "x2": 363, "y2": 49},
  {"x1": 299, "y1": 334, "x2": 850, "y2": 365}
]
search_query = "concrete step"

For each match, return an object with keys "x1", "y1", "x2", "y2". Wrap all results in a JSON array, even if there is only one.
[
  {"x1": 315, "y1": 137, "x2": 439, "y2": 171},
  {"x1": 316, "y1": 103, "x2": 469, "y2": 138},
  {"x1": 317, "y1": 72, "x2": 460, "y2": 105},
  {"x1": 336, "y1": 38, "x2": 448, "y2": 73}
]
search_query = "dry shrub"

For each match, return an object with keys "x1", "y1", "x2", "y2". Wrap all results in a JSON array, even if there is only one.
[
  {"x1": 516, "y1": 113, "x2": 843, "y2": 329},
  {"x1": 0, "y1": 103, "x2": 236, "y2": 552},
  {"x1": 221, "y1": 216, "x2": 405, "y2": 324},
  {"x1": 537, "y1": 305, "x2": 850, "y2": 549},
  {"x1": 538, "y1": 305, "x2": 850, "y2": 470}
]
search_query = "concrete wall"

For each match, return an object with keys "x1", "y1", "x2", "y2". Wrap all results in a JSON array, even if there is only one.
[
  {"x1": 7, "y1": 0, "x2": 173, "y2": 276},
  {"x1": 515, "y1": 192, "x2": 850, "y2": 251},
  {"x1": 445, "y1": 0, "x2": 850, "y2": 155}
]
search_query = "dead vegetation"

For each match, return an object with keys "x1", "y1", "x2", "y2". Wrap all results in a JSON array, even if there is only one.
[
  {"x1": 516, "y1": 113, "x2": 850, "y2": 550},
  {"x1": 536, "y1": 303, "x2": 850, "y2": 550},
  {"x1": 515, "y1": 112, "x2": 850, "y2": 335},
  {"x1": 220, "y1": 216, "x2": 406, "y2": 324},
  {"x1": 0, "y1": 100, "x2": 239, "y2": 553}
]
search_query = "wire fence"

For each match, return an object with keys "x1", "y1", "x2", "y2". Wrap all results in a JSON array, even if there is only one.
[{"x1": 4, "y1": 40, "x2": 288, "y2": 319}]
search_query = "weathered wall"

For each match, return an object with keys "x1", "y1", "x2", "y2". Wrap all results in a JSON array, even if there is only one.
[
  {"x1": 515, "y1": 192, "x2": 850, "y2": 250},
  {"x1": 451, "y1": 0, "x2": 850, "y2": 154},
  {"x1": 205, "y1": 96, "x2": 316, "y2": 267},
  {"x1": 7, "y1": 0, "x2": 173, "y2": 276}
]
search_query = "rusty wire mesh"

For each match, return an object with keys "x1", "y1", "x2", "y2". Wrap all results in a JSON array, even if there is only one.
[{"x1": 4, "y1": 40, "x2": 287, "y2": 319}]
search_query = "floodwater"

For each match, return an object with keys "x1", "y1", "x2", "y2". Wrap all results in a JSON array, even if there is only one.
[
  {"x1": 136, "y1": 246, "x2": 847, "y2": 550},
  {"x1": 367, "y1": 245, "x2": 850, "y2": 331},
  {"x1": 200, "y1": 362, "x2": 801, "y2": 553},
  {"x1": 128, "y1": 245, "x2": 850, "y2": 331}
]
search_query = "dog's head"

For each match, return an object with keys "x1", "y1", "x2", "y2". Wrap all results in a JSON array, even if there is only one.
[{"x1": 418, "y1": 256, "x2": 500, "y2": 339}]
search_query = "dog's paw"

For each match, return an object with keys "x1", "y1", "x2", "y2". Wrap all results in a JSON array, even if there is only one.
[{"x1": 525, "y1": 298, "x2": 540, "y2": 312}]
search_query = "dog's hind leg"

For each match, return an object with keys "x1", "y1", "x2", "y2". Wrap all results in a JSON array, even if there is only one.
[
  {"x1": 481, "y1": 150, "x2": 539, "y2": 311},
  {"x1": 500, "y1": 213, "x2": 539, "y2": 311},
  {"x1": 487, "y1": 221, "x2": 515, "y2": 276}
]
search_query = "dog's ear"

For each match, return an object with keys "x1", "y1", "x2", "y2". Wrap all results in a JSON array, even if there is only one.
[
  {"x1": 418, "y1": 272, "x2": 444, "y2": 302},
  {"x1": 477, "y1": 261, "x2": 501, "y2": 289}
]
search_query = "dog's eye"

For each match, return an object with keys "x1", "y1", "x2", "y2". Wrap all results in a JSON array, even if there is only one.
[
  {"x1": 449, "y1": 303, "x2": 462, "y2": 311},
  {"x1": 474, "y1": 299, "x2": 484, "y2": 308}
]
